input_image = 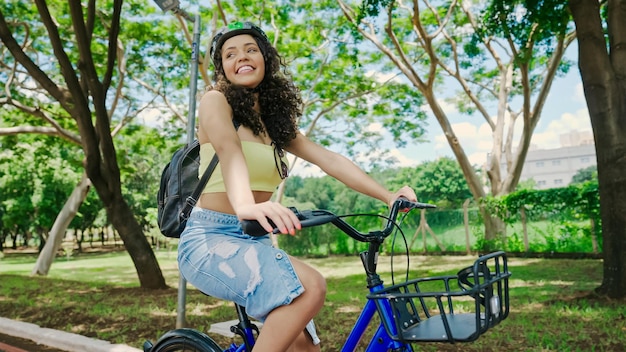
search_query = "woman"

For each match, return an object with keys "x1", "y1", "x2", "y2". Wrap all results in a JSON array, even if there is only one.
[{"x1": 177, "y1": 21, "x2": 417, "y2": 352}]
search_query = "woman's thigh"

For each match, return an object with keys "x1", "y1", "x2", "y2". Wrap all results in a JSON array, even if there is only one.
[{"x1": 178, "y1": 208, "x2": 308, "y2": 320}]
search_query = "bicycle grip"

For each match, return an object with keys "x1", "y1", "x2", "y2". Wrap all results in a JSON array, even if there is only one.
[
  {"x1": 241, "y1": 209, "x2": 337, "y2": 237},
  {"x1": 397, "y1": 198, "x2": 437, "y2": 209},
  {"x1": 241, "y1": 218, "x2": 277, "y2": 237}
]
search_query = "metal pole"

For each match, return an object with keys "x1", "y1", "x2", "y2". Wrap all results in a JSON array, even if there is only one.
[
  {"x1": 176, "y1": 12, "x2": 201, "y2": 330},
  {"x1": 186, "y1": 14, "x2": 201, "y2": 142}
]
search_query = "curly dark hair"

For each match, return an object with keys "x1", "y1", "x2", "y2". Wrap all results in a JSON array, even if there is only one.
[{"x1": 209, "y1": 34, "x2": 301, "y2": 150}]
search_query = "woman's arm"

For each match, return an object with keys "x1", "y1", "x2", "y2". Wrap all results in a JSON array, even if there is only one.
[
  {"x1": 286, "y1": 133, "x2": 417, "y2": 206},
  {"x1": 198, "y1": 91, "x2": 256, "y2": 211}
]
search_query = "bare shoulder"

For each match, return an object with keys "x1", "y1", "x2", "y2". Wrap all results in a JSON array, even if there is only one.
[
  {"x1": 198, "y1": 90, "x2": 234, "y2": 143},
  {"x1": 200, "y1": 89, "x2": 229, "y2": 107},
  {"x1": 199, "y1": 90, "x2": 232, "y2": 120}
]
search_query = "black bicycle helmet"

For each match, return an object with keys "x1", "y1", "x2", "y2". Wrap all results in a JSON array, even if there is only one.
[{"x1": 210, "y1": 21, "x2": 270, "y2": 64}]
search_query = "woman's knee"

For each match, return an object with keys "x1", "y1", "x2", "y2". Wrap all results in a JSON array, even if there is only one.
[
  {"x1": 291, "y1": 258, "x2": 326, "y2": 303},
  {"x1": 304, "y1": 267, "x2": 326, "y2": 296},
  {"x1": 305, "y1": 272, "x2": 326, "y2": 307}
]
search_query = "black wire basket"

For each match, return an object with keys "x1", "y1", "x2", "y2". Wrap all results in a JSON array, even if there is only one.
[{"x1": 368, "y1": 251, "x2": 511, "y2": 343}]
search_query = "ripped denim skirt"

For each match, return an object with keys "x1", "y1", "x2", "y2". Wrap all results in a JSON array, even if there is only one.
[{"x1": 177, "y1": 207, "x2": 319, "y2": 344}]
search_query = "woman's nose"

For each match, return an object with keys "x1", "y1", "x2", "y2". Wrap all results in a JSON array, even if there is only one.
[{"x1": 236, "y1": 51, "x2": 249, "y2": 62}]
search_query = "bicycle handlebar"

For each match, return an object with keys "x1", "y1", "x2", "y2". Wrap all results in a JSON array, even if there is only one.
[{"x1": 241, "y1": 199, "x2": 436, "y2": 242}]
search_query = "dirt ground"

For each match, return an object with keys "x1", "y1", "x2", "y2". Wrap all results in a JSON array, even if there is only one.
[{"x1": 0, "y1": 333, "x2": 67, "y2": 352}]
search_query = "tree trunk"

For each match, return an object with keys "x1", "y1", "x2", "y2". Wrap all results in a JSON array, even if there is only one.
[
  {"x1": 570, "y1": 0, "x2": 626, "y2": 298},
  {"x1": 104, "y1": 191, "x2": 167, "y2": 289},
  {"x1": 479, "y1": 205, "x2": 506, "y2": 249},
  {"x1": 31, "y1": 173, "x2": 91, "y2": 276}
]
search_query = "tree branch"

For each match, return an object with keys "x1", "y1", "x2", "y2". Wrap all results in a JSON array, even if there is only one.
[
  {"x1": 0, "y1": 8, "x2": 75, "y2": 113},
  {"x1": 0, "y1": 126, "x2": 81, "y2": 144}
]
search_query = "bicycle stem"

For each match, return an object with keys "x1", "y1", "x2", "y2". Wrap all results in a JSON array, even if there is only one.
[{"x1": 361, "y1": 240, "x2": 384, "y2": 288}]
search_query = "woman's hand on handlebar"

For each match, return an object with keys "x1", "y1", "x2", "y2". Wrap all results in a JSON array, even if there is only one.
[
  {"x1": 388, "y1": 186, "x2": 418, "y2": 211},
  {"x1": 236, "y1": 201, "x2": 301, "y2": 235}
]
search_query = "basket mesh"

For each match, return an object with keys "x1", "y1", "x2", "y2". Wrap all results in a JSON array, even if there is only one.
[{"x1": 368, "y1": 251, "x2": 511, "y2": 343}]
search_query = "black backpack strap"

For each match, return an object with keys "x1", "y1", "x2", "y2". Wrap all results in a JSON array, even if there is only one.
[{"x1": 180, "y1": 120, "x2": 240, "y2": 220}]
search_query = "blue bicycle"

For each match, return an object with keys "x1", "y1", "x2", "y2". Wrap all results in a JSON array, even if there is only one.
[{"x1": 144, "y1": 199, "x2": 511, "y2": 351}]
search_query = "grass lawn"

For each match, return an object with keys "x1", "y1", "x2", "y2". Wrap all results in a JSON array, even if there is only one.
[{"x1": 0, "y1": 247, "x2": 624, "y2": 351}]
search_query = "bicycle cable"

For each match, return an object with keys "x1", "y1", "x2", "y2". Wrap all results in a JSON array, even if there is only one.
[
  {"x1": 390, "y1": 210, "x2": 411, "y2": 286},
  {"x1": 336, "y1": 209, "x2": 413, "y2": 286}
]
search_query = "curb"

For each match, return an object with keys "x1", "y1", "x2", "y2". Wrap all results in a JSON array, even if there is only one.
[{"x1": 0, "y1": 317, "x2": 142, "y2": 352}]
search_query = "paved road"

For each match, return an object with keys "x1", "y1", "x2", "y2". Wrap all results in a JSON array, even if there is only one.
[{"x1": 0, "y1": 333, "x2": 67, "y2": 352}]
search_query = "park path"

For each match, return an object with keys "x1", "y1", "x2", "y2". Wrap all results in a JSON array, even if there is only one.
[
  {"x1": 0, "y1": 318, "x2": 141, "y2": 352},
  {"x1": 0, "y1": 333, "x2": 66, "y2": 352}
]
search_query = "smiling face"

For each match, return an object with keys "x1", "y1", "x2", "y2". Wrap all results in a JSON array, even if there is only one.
[{"x1": 220, "y1": 34, "x2": 266, "y2": 89}]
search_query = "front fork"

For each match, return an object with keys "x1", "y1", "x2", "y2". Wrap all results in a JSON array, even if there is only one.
[{"x1": 340, "y1": 245, "x2": 413, "y2": 352}]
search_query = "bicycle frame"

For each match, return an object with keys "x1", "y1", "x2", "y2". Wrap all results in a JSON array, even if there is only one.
[{"x1": 341, "y1": 286, "x2": 413, "y2": 352}]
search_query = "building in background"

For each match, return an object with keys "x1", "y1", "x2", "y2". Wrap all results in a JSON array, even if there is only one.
[{"x1": 508, "y1": 130, "x2": 596, "y2": 190}]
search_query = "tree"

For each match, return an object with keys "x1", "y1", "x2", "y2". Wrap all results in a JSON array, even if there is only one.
[
  {"x1": 412, "y1": 157, "x2": 474, "y2": 208},
  {"x1": 0, "y1": 1, "x2": 166, "y2": 288},
  {"x1": 569, "y1": 0, "x2": 626, "y2": 297},
  {"x1": 31, "y1": 173, "x2": 91, "y2": 273},
  {"x1": 336, "y1": 0, "x2": 575, "y2": 244},
  {"x1": 570, "y1": 165, "x2": 597, "y2": 185}
]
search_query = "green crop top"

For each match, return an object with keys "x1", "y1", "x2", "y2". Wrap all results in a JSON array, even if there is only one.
[{"x1": 199, "y1": 141, "x2": 288, "y2": 193}]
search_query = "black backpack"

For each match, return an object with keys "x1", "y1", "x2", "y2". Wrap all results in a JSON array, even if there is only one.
[
  {"x1": 156, "y1": 140, "x2": 218, "y2": 238},
  {"x1": 156, "y1": 121, "x2": 239, "y2": 238}
]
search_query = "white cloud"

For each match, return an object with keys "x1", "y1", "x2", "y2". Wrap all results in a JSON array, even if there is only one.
[
  {"x1": 468, "y1": 152, "x2": 488, "y2": 166},
  {"x1": 138, "y1": 107, "x2": 164, "y2": 127},
  {"x1": 367, "y1": 122, "x2": 383, "y2": 133},
  {"x1": 433, "y1": 121, "x2": 492, "y2": 157},
  {"x1": 293, "y1": 81, "x2": 591, "y2": 177},
  {"x1": 429, "y1": 106, "x2": 592, "y2": 167},
  {"x1": 388, "y1": 148, "x2": 420, "y2": 167},
  {"x1": 421, "y1": 99, "x2": 458, "y2": 115},
  {"x1": 531, "y1": 108, "x2": 591, "y2": 149},
  {"x1": 365, "y1": 70, "x2": 403, "y2": 84}
]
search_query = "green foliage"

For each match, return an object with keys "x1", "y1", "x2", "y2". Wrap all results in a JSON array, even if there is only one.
[
  {"x1": 280, "y1": 167, "x2": 602, "y2": 255},
  {"x1": 357, "y1": 0, "x2": 395, "y2": 21},
  {"x1": 481, "y1": 0, "x2": 572, "y2": 56},
  {"x1": 426, "y1": 208, "x2": 480, "y2": 228},
  {"x1": 480, "y1": 181, "x2": 601, "y2": 253},
  {"x1": 570, "y1": 165, "x2": 597, "y2": 185},
  {"x1": 0, "y1": 134, "x2": 82, "y2": 244},
  {"x1": 411, "y1": 157, "x2": 473, "y2": 208},
  {"x1": 515, "y1": 178, "x2": 537, "y2": 191}
]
